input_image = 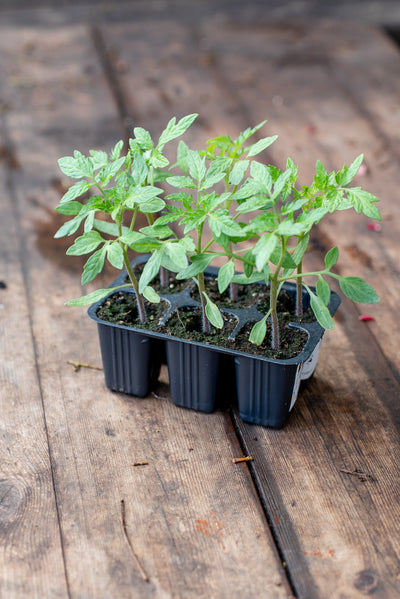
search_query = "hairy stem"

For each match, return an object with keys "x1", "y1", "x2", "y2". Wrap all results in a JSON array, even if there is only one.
[
  {"x1": 270, "y1": 276, "x2": 280, "y2": 350},
  {"x1": 123, "y1": 247, "x2": 147, "y2": 323},
  {"x1": 269, "y1": 237, "x2": 287, "y2": 350},
  {"x1": 296, "y1": 261, "x2": 303, "y2": 317},
  {"x1": 198, "y1": 272, "x2": 211, "y2": 334},
  {"x1": 230, "y1": 280, "x2": 238, "y2": 302},
  {"x1": 159, "y1": 266, "x2": 169, "y2": 288}
]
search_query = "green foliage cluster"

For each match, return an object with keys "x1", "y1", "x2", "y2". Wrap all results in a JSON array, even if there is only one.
[{"x1": 56, "y1": 114, "x2": 380, "y2": 350}]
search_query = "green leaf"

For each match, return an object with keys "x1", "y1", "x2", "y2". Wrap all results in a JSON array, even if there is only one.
[
  {"x1": 250, "y1": 161, "x2": 273, "y2": 192},
  {"x1": 203, "y1": 293, "x2": 224, "y2": 329},
  {"x1": 182, "y1": 213, "x2": 207, "y2": 235},
  {"x1": 143, "y1": 286, "x2": 161, "y2": 303},
  {"x1": 316, "y1": 277, "x2": 331, "y2": 305},
  {"x1": 174, "y1": 140, "x2": 190, "y2": 174},
  {"x1": 236, "y1": 196, "x2": 274, "y2": 214},
  {"x1": 314, "y1": 160, "x2": 328, "y2": 188},
  {"x1": 138, "y1": 251, "x2": 162, "y2": 293},
  {"x1": 125, "y1": 185, "x2": 162, "y2": 207},
  {"x1": 338, "y1": 154, "x2": 364, "y2": 186},
  {"x1": 291, "y1": 234, "x2": 309, "y2": 266},
  {"x1": 243, "y1": 250, "x2": 255, "y2": 278},
  {"x1": 276, "y1": 220, "x2": 306, "y2": 236},
  {"x1": 176, "y1": 254, "x2": 214, "y2": 280},
  {"x1": 309, "y1": 292, "x2": 335, "y2": 329},
  {"x1": 140, "y1": 223, "x2": 173, "y2": 239},
  {"x1": 232, "y1": 272, "x2": 265, "y2": 285},
  {"x1": 56, "y1": 201, "x2": 82, "y2": 215},
  {"x1": 230, "y1": 179, "x2": 262, "y2": 201},
  {"x1": 324, "y1": 246, "x2": 339, "y2": 270},
  {"x1": 247, "y1": 135, "x2": 278, "y2": 157},
  {"x1": 253, "y1": 234, "x2": 277, "y2": 272},
  {"x1": 110, "y1": 140, "x2": 124, "y2": 161},
  {"x1": 218, "y1": 261, "x2": 235, "y2": 293},
  {"x1": 151, "y1": 150, "x2": 169, "y2": 168},
  {"x1": 249, "y1": 316, "x2": 268, "y2": 345},
  {"x1": 84, "y1": 210, "x2": 95, "y2": 233},
  {"x1": 201, "y1": 171, "x2": 227, "y2": 190},
  {"x1": 73, "y1": 151, "x2": 95, "y2": 178},
  {"x1": 271, "y1": 169, "x2": 293, "y2": 201},
  {"x1": 164, "y1": 242, "x2": 188, "y2": 270},
  {"x1": 229, "y1": 160, "x2": 249, "y2": 186},
  {"x1": 133, "y1": 127, "x2": 153, "y2": 150},
  {"x1": 54, "y1": 215, "x2": 84, "y2": 238},
  {"x1": 94, "y1": 219, "x2": 129, "y2": 237},
  {"x1": 58, "y1": 156, "x2": 86, "y2": 179},
  {"x1": 107, "y1": 242, "x2": 124, "y2": 269},
  {"x1": 296, "y1": 207, "x2": 328, "y2": 229},
  {"x1": 131, "y1": 153, "x2": 148, "y2": 186},
  {"x1": 158, "y1": 113, "x2": 198, "y2": 147},
  {"x1": 60, "y1": 180, "x2": 92, "y2": 203},
  {"x1": 89, "y1": 149, "x2": 108, "y2": 169},
  {"x1": 209, "y1": 211, "x2": 246, "y2": 240},
  {"x1": 346, "y1": 188, "x2": 381, "y2": 220},
  {"x1": 207, "y1": 156, "x2": 233, "y2": 177},
  {"x1": 81, "y1": 248, "x2": 106, "y2": 285},
  {"x1": 187, "y1": 150, "x2": 206, "y2": 183},
  {"x1": 139, "y1": 198, "x2": 166, "y2": 213},
  {"x1": 100, "y1": 156, "x2": 126, "y2": 181},
  {"x1": 339, "y1": 276, "x2": 379, "y2": 304},
  {"x1": 66, "y1": 231, "x2": 104, "y2": 256},
  {"x1": 167, "y1": 175, "x2": 197, "y2": 189},
  {"x1": 66, "y1": 286, "x2": 122, "y2": 307}
]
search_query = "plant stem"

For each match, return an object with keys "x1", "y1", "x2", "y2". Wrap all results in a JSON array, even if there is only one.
[
  {"x1": 198, "y1": 272, "x2": 211, "y2": 333},
  {"x1": 296, "y1": 261, "x2": 303, "y2": 317},
  {"x1": 223, "y1": 179, "x2": 238, "y2": 301},
  {"x1": 159, "y1": 266, "x2": 169, "y2": 288},
  {"x1": 270, "y1": 276, "x2": 280, "y2": 350},
  {"x1": 123, "y1": 246, "x2": 147, "y2": 323},
  {"x1": 196, "y1": 220, "x2": 211, "y2": 333},
  {"x1": 269, "y1": 237, "x2": 287, "y2": 350}
]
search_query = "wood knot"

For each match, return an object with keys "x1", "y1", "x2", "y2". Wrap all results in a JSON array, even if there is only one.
[
  {"x1": 0, "y1": 480, "x2": 25, "y2": 534},
  {"x1": 354, "y1": 569, "x2": 379, "y2": 594}
]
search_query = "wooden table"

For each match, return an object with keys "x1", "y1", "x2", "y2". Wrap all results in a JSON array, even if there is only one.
[{"x1": 0, "y1": 4, "x2": 399, "y2": 598}]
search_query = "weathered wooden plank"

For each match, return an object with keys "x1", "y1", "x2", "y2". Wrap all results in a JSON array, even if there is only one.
[
  {"x1": 0, "y1": 21, "x2": 291, "y2": 598},
  {"x1": 198, "y1": 19, "x2": 400, "y2": 599},
  {"x1": 0, "y1": 158, "x2": 68, "y2": 594},
  {"x1": 100, "y1": 17, "x2": 400, "y2": 599}
]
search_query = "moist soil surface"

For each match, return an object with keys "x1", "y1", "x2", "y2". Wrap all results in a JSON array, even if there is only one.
[{"x1": 96, "y1": 274, "x2": 314, "y2": 359}]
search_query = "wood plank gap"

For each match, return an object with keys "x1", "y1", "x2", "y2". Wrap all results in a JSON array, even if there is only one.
[
  {"x1": 1, "y1": 115, "x2": 72, "y2": 599},
  {"x1": 90, "y1": 23, "x2": 137, "y2": 139},
  {"x1": 227, "y1": 409, "x2": 310, "y2": 599}
]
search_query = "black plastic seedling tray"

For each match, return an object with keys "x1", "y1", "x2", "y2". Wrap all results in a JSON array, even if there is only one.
[{"x1": 87, "y1": 261, "x2": 340, "y2": 428}]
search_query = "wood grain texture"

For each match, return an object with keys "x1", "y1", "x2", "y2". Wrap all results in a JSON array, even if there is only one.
[
  {"x1": 0, "y1": 20, "x2": 291, "y2": 599},
  {"x1": 0, "y1": 162, "x2": 68, "y2": 595},
  {"x1": 101, "y1": 17, "x2": 400, "y2": 598}
]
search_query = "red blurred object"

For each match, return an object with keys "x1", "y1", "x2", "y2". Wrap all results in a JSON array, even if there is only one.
[
  {"x1": 367, "y1": 223, "x2": 381, "y2": 231},
  {"x1": 359, "y1": 315, "x2": 375, "y2": 322}
]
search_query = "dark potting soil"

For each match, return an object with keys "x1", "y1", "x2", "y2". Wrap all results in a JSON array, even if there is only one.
[{"x1": 96, "y1": 288, "x2": 310, "y2": 360}]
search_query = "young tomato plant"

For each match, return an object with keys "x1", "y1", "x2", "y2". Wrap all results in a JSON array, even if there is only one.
[
  {"x1": 237, "y1": 156, "x2": 380, "y2": 350},
  {"x1": 201, "y1": 122, "x2": 277, "y2": 301},
  {"x1": 163, "y1": 122, "x2": 279, "y2": 331},
  {"x1": 55, "y1": 114, "x2": 198, "y2": 322},
  {"x1": 165, "y1": 147, "x2": 241, "y2": 332},
  {"x1": 291, "y1": 153, "x2": 381, "y2": 317}
]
